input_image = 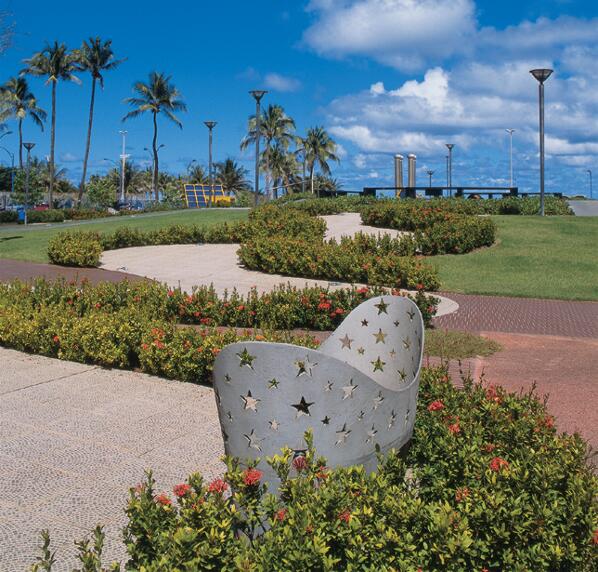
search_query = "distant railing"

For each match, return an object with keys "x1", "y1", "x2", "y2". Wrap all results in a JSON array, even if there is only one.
[{"x1": 362, "y1": 186, "x2": 563, "y2": 199}]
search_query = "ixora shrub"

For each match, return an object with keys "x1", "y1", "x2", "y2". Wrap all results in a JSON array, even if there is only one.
[
  {"x1": 47, "y1": 231, "x2": 103, "y2": 267},
  {"x1": 34, "y1": 368, "x2": 598, "y2": 571}
]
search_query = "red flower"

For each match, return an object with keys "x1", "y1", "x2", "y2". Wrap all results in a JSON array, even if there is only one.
[
  {"x1": 193, "y1": 311, "x2": 201, "y2": 318},
  {"x1": 237, "y1": 305, "x2": 245, "y2": 311},
  {"x1": 167, "y1": 290, "x2": 175, "y2": 297},
  {"x1": 153, "y1": 340, "x2": 165, "y2": 350},
  {"x1": 335, "y1": 308, "x2": 344, "y2": 315},
  {"x1": 275, "y1": 508, "x2": 287, "y2": 522},
  {"x1": 593, "y1": 529, "x2": 598, "y2": 545},
  {"x1": 52, "y1": 335, "x2": 60, "y2": 344},
  {"x1": 483, "y1": 443, "x2": 496, "y2": 453},
  {"x1": 155, "y1": 492, "x2": 172, "y2": 506},
  {"x1": 292, "y1": 455, "x2": 308, "y2": 472},
  {"x1": 428, "y1": 400, "x2": 444, "y2": 412},
  {"x1": 489, "y1": 457, "x2": 509, "y2": 472},
  {"x1": 485, "y1": 386, "x2": 502, "y2": 404},
  {"x1": 242, "y1": 467, "x2": 263, "y2": 486},
  {"x1": 141, "y1": 343, "x2": 149, "y2": 351},
  {"x1": 448, "y1": 422, "x2": 461, "y2": 434},
  {"x1": 316, "y1": 467, "x2": 330, "y2": 480},
  {"x1": 173, "y1": 483, "x2": 191, "y2": 498},
  {"x1": 357, "y1": 287, "x2": 369, "y2": 295},
  {"x1": 338, "y1": 511, "x2": 351, "y2": 524},
  {"x1": 317, "y1": 302, "x2": 331, "y2": 311},
  {"x1": 207, "y1": 478, "x2": 228, "y2": 494},
  {"x1": 94, "y1": 302, "x2": 101, "y2": 309},
  {"x1": 416, "y1": 283, "x2": 424, "y2": 291},
  {"x1": 211, "y1": 348, "x2": 221, "y2": 356},
  {"x1": 455, "y1": 487, "x2": 470, "y2": 502}
]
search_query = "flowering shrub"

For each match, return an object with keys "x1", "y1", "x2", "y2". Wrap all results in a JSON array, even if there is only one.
[
  {"x1": 34, "y1": 368, "x2": 597, "y2": 570},
  {"x1": 47, "y1": 231, "x2": 104, "y2": 267}
]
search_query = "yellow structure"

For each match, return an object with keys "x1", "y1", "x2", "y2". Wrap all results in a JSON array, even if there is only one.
[{"x1": 183, "y1": 184, "x2": 235, "y2": 208}]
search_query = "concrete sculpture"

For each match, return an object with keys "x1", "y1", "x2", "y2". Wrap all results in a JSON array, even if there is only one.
[{"x1": 212, "y1": 295, "x2": 424, "y2": 486}]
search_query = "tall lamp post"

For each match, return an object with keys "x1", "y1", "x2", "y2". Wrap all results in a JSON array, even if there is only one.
[
  {"x1": 426, "y1": 169, "x2": 434, "y2": 188},
  {"x1": 505, "y1": 129, "x2": 515, "y2": 188},
  {"x1": 445, "y1": 143, "x2": 455, "y2": 197},
  {"x1": 530, "y1": 68, "x2": 553, "y2": 216},
  {"x1": 118, "y1": 130, "x2": 128, "y2": 204},
  {"x1": 204, "y1": 121, "x2": 217, "y2": 207},
  {"x1": 249, "y1": 90, "x2": 267, "y2": 207},
  {"x1": 23, "y1": 142, "x2": 35, "y2": 226},
  {"x1": 587, "y1": 169, "x2": 593, "y2": 199}
]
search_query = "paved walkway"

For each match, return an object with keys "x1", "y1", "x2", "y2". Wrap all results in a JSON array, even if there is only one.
[
  {"x1": 434, "y1": 293, "x2": 598, "y2": 338},
  {"x1": 0, "y1": 347, "x2": 224, "y2": 570},
  {"x1": 568, "y1": 200, "x2": 598, "y2": 216}
]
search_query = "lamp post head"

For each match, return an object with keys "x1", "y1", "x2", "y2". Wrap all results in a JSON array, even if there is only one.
[
  {"x1": 530, "y1": 69, "x2": 553, "y2": 84},
  {"x1": 506, "y1": 128, "x2": 515, "y2": 135},
  {"x1": 23, "y1": 142, "x2": 35, "y2": 152},
  {"x1": 249, "y1": 90, "x2": 267, "y2": 102},
  {"x1": 426, "y1": 170, "x2": 434, "y2": 176},
  {"x1": 446, "y1": 143, "x2": 455, "y2": 151},
  {"x1": 204, "y1": 121, "x2": 217, "y2": 130}
]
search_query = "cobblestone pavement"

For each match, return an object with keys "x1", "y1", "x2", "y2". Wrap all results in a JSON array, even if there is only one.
[
  {"x1": 0, "y1": 347, "x2": 224, "y2": 571},
  {"x1": 434, "y1": 292, "x2": 598, "y2": 338}
]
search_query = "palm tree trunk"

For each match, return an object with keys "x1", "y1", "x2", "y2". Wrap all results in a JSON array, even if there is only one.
[
  {"x1": 77, "y1": 76, "x2": 96, "y2": 206},
  {"x1": 48, "y1": 81, "x2": 56, "y2": 207},
  {"x1": 152, "y1": 111, "x2": 159, "y2": 202},
  {"x1": 310, "y1": 164, "x2": 315, "y2": 195},
  {"x1": 18, "y1": 118, "x2": 23, "y2": 169}
]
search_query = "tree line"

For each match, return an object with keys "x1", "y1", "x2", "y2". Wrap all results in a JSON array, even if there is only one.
[{"x1": 0, "y1": 38, "x2": 341, "y2": 208}]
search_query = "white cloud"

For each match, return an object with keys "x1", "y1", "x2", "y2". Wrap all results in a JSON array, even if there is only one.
[{"x1": 264, "y1": 73, "x2": 302, "y2": 92}]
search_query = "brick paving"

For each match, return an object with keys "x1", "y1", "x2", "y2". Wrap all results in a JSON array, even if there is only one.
[{"x1": 434, "y1": 292, "x2": 598, "y2": 338}]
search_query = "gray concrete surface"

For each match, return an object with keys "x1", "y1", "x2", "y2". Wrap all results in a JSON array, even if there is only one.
[
  {"x1": 568, "y1": 200, "x2": 598, "y2": 216},
  {"x1": 0, "y1": 347, "x2": 224, "y2": 571}
]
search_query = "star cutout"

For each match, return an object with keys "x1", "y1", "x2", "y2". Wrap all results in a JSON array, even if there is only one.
[
  {"x1": 389, "y1": 349, "x2": 397, "y2": 358},
  {"x1": 226, "y1": 411, "x2": 234, "y2": 422},
  {"x1": 237, "y1": 348, "x2": 256, "y2": 369},
  {"x1": 388, "y1": 410, "x2": 397, "y2": 430},
  {"x1": 373, "y1": 392, "x2": 385, "y2": 410},
  {"x1": 241, "y1": 390, "x2": 260, "y2": 412},
  {"x1": 393, "y1": 320, "x2": 400, "y2": 327},
  {"x1": 357, "y1": 347, "x2": 365, "y2": 355},
  {"x1": 321, "y1": 415, "x2": 330, "y2": 425},
  {"x1": 339, "y1": 334, "x2": 353, "y2": 349},
  {"x1": 366, "y1": 424, "x2": 378, "y2": 443},
  {"x1": 291, "y1": 396, "x2": 314, "y2": 417},
  {"x1": 342, "y1": 379, "x2": 358, "y2": 400},
  {"x1": 224, "y1": 373, "x2": 232, "y2": 384},
  {"x1": 357, "y1": 410, "x2": 365, "y2": 421},
  {"x1": 403, "y1": 337, "x2": 411, "y2": 350},
  {"x1": 335, "y1": 423, "x2": 351, "y2": 446},
  {"x1": 404, "y1": 408, "x2": 411, "y2": 427},
  {"x1": 295, "y1": 355, "x2": 317, "y2": 377},
  {"x1": 268, "y1": 378, "x2": 280, "y2": 389},
  {"x1": 375, "y1": 299, "x2": 389, "y2": 314},
  {"x1": 398, "y1": 368, "x2": 407, "y2": 382},
  {"x1": 244, "y1": 429, "x2": 263, "y2": 451},
  {"x1": 371, "y1": 356, "x2": 386, "y2": 372},
  {"x1": 361, "y1": 319, "x2": 369, "y2": 327},
  {"x1": 269, "y1": 419, "x2": 280, "y2": 431},
  {"x1": 324, "y1": 381, "x2": 334, "y2": 392},
  {"x1": 373, "y1": 328, "x2": 387, "y2": 344},
  {"x1": 407, "y1": 309, "x2": 416, "y2": 321}
]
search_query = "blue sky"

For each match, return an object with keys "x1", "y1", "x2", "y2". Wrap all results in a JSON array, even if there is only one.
[{"x1": 1, "y1": 0, "x2": 597, "y2": 195}]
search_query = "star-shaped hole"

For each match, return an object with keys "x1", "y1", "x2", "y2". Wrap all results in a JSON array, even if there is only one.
[
  {"x1": 342, "y1": 379, "x2": 358, "y2": 400},
  {"x1": 241, "y1": 390, "x2": 260, "y2": 412},
  {"x1": 269, "y1": 419, "x2": 280, "y2": 431},
  {"x1": 291, "y1": 396, "x2": 314, "y2": 418},
  {"x1": 357, "y1": 410, "x2": 365, "y2": 421},
  {"x1": 335, "y1": 423, "x2": 351, "y2": 446},
  {"x1": 224, "y1": 373, "x2": 232, "y2": 384},
  {"x1": 324, "y1": 381, "x2": 334, "y2": 392},
  {"x1": 373, "y1": 328, "x2": 387, "y2": 344},
  {"x1": 237, "y1": 348, "x2": 256, "y2": 369},
  {"x1": 339, "y1": 333, "x2": 353, "y2": 349},
  {"x1": 407, "y1": 309, "x2": 416, "y2": 321},
  {"x1": 375, "y1": 299, "x2": 389, "y2": 314},
  {"x1": 268, "y1": 378, "x2": 280, "y2": 389},
  {"x1": 366, "y1": 424, "x2": 378, "y2": 443},
  {"x1": 388, "y1": 410, "x2": 397, "y2": 430},
  {"x1": 321, "y1": 415, "x2": 331, "y2": 425},
  {"x1": 361, "y1": 319, "x2": 369, "y2": 327},
  {"x1": 295, "y1": 355, "x2": 317, "y2": 377},
  {"x1": 398, "y1": 368, "x2": 407, "y2": 382},
  {"x1": 373, "y1": 391, "x2": 385, "y2": 410},
  {"x1": 371, "y1": 356, "x2": 386, "y2": 372},
  {"x1": 404, "y1": 408, "x2": 411, "y2": 427},
  {"x1": 244, "y1": 429, "x2": 264, "y2": 451},
  {"x1": 357, "y1": 347, "x2": 365, "y2": 355},
  {"x1": 402, "y1": 337, "x2": 411, "y2": 350}
]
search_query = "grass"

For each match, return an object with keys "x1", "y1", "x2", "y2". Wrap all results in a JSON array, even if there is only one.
[
  {"x1": 430, "y1": 216, "x2": 598, "y2": 301},
  {"x1": 424, "y1": 329, "x2": 501, "y2": 360},
  {"x1": 0, "y1": 208, "x2": 249, "y2": 264}
]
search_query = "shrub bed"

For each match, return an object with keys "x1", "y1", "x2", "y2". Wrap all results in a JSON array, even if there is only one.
[
  {"x1": 34, "y1": 368, "x2": 597, "y2": 571},
  {"x1": 0, "y1": 210, "x2": 18, "y2": 223}
]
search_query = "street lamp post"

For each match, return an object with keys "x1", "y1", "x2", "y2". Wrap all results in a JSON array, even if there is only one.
[
  {"x1": 530, "y1": 68, "x2": 553, "y2": 216},
  {"x1": 506, "y1": 129, "x2": 515, "y2": 188},
  {"x1": 302, "y1": 147, "x2": 307, "y2": 195},
  {"x1": 426, "y1": 169, "x2": 434, "y2": 188},
  {"x1": 118, "y1": 130, "x2": 128, "y2": 204},
  {"x1": 587, "y1": 169, "x2": 593, "y2": 199},
  {"x1": 204, "y1": 121, "x2": 217, "y2": 207},
  {"x1": 445, "y1": 144, "x2": 455, "y2": 197},
  {"x1": 23, "y1": 142, "x2": 35, "y2": 226},
  {"x1": 249, "y1": 90, "x2": 267, "y2": 207}
]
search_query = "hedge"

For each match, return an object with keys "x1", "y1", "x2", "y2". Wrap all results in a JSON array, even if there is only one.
[{"x1": 32, "y1": 368, "x2": 598, "y2": 571}]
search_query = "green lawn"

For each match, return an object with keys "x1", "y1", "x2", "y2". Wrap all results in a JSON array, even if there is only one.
[
  {"x1": 431, "y1": 216, "x2": 598, "y2": 301},
  {"x1": 0, "y1": 209, "x2": 249, "y2": 263}
]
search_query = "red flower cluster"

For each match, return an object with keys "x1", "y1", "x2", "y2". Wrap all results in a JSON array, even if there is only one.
[
  {"x1": 489, "y1": 457, "x2": 509, "y2": 472},
  {"x1": 242, "y1": 467, "x2": 263, "y2": 486},
  {"x1": 338, "y1": 511, "x2": 351, "y2": 524},
  {"x1": 292, "y1": 455, "x2": 308, "y2": 472},
  {"x1": 155, "y1": 492, "x2": 172, "y2": 506},
  {"x1": 317, "y1": 301, "x2": 331, "y2": 311},
  {"x1": 428, "y1": 400, "x2": 444, "y2": 412},
  {"x1": 274, "y1": 508, "x2": 287, "y2": 522},
  {"x1": 593, "y1": 528, "x2": 598, "y2": 545},
  {"x1": 316, "y1": 467, "x2": 330, "y2": 480},
  {"x1": 448, "y1": 422, "x2": 461, "y2": 434},
  {"x1": 173, "y1": 483, "x2": 191, "y2": 498},
  {"x1": 52, "y1": 335, "x2": 60, "y2": 344},
  {"x1": 483, "y1": 443, "x2": 496, "y2": 453},
  {"x1": 485, "y1": 385, "x2": 502, "y2": 404},
  {"x1": 207, "y1": 478, "x2": 228, "y2": 494},
  {"x1": 455, "y1": 487, "x2": 470, "y2": 502}
]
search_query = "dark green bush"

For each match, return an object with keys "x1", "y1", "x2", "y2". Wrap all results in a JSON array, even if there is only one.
[
  {"x1": 24, "y1": 209, "x2": 66, "y2": 223},
  {"x1": 0, "y1": 210, "x2": 18, "y2": 223}
]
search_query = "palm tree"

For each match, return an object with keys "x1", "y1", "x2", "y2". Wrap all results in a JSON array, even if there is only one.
[
  {"x1": 74, "y1": 37, "x2": 124, "y2": 205},
  {"x1": 215, "y1": 158, "x2": 251, "y2": 197},
  {"x1": 186, "y1": 163, "x2": 208, "y2": 184},
  {"x1": 0, "y1": 77, "x2": 46, "y2": 168},
  {"x1": 304, "y1": 126, "x2": 340, "y2": 196},
  {"x1": 240, "y1": 104, "x2": 296, "y2": 200},
  {"x1": 22, "y1": 42, "x2": 79, "y2": 206},
  {"x1": 122, "y1": 72, "x2": 186, "y2": 201},
  {"x1": 268, "y1": 146, "x2": 300, "y2": 198}
]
